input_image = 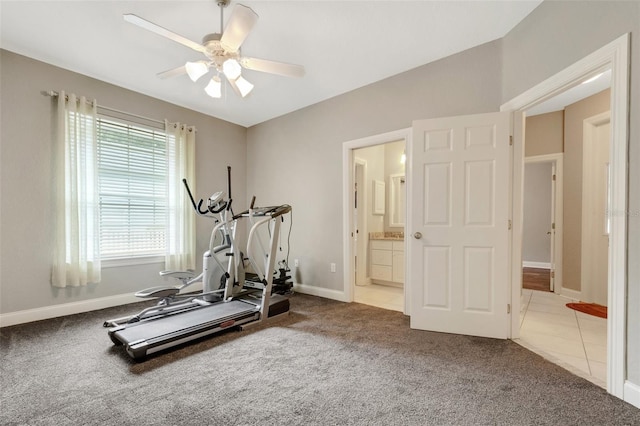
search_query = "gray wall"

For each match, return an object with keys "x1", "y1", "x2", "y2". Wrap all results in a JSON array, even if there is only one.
[
  {"x1": 523, "y1": 162, "x2": 552, "y2": 265},
  {"x1": 0, "y1": 50, "x2": 247, "y2": 313},
  {"x1": 502, "y1": 0, "x2": 640, "y2": 393},
  {"x1": 246, "y1": 40, "x2": 502, "y2": 291}
]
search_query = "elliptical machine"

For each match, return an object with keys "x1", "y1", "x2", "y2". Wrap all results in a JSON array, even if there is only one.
[{"x1": 104, "y1": 168, "x2": 292, "y2": 360}]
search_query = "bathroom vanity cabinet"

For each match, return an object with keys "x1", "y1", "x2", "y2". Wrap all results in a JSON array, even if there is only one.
[{"x1": 369, "y1": 239, "x2": 404, "y2": 285}]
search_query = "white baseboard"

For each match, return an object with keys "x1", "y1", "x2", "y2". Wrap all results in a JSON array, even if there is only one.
[
  {"x1": 0, "y1": 293, "x2": 138, "y2": 327},
  {"x1": 624, "y1": 381, "x2": 640, "y2": 409},
  {"x1": 0, "y1": 283, "x2": 204, "y2": 327},
  {"x1": 293, "y1": 283, "x2": 349, "y2": 302},
  {"x1": 523, "y1": 261, "x2": 551, "y2": 269},
  {"x1": 560, "y1": 286, "x2": 582, "y2": 301}
]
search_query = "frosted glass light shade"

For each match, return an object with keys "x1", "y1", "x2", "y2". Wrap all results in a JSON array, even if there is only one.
[
  {"x1": 235, "y1": 76, "x2": 254, "y2": 97},
  {"x1": 204, "y1": 76, "x2": 222, "y2": 98},
  {"x1": 222, "y1": 59, "x2": 242, "y2": 81},
  {"x1": 185, "y1": 61, "x2": 208, "y2": 82}
]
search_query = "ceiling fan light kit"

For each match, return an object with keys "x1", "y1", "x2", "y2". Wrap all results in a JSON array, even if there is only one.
[
  {"x1": 233, "y1": 76, "x2": 254, "y2": 97},
  {"x1": 222, "y1": 58, "x2": 242, "y2": 81},
  {"x1": 204, "y1": 76, "x2": 222, "y2": 98},
  {"x1": 185, "y1": 61, "x2": 209, "y2": 82},
  {"x1": 124, "y1": 0, "x2": 304, "y2": 101}
]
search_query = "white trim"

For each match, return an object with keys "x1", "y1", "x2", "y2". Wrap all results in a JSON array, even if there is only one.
[
  {"x1": 581, "y1": 111, "x2": 611, "y2": 305},
  {"x1": 509, "y1": 112, "x2": 525, "y2": 339},
  {"x1": 502, "y1": 33, "x2": 629, "y2": 399},
  {"x1": 293, "y1": 283, "x2": 349, "y2": 302},
  {"x1": 522, "y1": 261, "x2": 551, "y2": 269},
  {"x1": 354, "y1": 158, "x2": 369, "y2": 287},
  {"x1": 623, "y1": 381, "x2": 640, "y2": 409},
  {"x1": 0, "y1": 283, "x2": 204, "y2": 327},
  {"x1": 342, "y1": 128, "x2": 411, "y2": 313},
  {"x1": 559, "y1": 286, "x2": 582, "y2": 301},
  {"x1": 0, "y1": 294, "x2": 138, "y2": 327}
]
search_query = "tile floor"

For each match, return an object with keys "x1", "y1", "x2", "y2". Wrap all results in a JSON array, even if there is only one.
[
  {"x1": 353, "y1": 283, "x2": 404, "y2": 312},
  {"x1": 517, "y1": 289, "x2": 607, "y2": 388}
]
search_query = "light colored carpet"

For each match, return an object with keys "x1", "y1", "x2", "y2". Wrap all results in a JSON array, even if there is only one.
[{"x1": 1, "y1": 294, "x2": 639, "y2": 425}]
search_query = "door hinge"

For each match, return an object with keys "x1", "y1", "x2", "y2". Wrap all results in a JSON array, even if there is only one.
[
  {"x1": 552, "y1": 174, "x2": 556, "y2": 181},
  {"x1": 509, "y1": 135, "x2": 513, "y2": 146},
  {"x1": 508, "y1": 220, "x2": 512, "y2": 230},
  {"x1": 552, "y1": 222, "x2": 555, "y2": 230},
  {"x1": 551, "y1": 271, "x2": 555, "y2": 279},
  {"x1": 507, "y1": 304, "x2": 511, "y2": 314}
]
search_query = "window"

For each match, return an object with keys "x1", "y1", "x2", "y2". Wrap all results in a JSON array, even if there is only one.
[{"x1": 97, "y1": 117, "x2": 171, "y2": 260}]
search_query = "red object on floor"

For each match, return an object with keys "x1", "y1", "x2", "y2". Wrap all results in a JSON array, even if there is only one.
[{"x1": 566, "y1": 302, "x2": 607, "y2": 319}]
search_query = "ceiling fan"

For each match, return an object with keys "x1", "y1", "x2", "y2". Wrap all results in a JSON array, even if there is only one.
[{"x1": 124, "y1": 0, "x2": 305, "y2": 99}]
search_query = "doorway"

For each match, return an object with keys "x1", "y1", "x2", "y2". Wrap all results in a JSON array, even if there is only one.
[
  {"x1": 522, "y1": 154, "x2": 563, "y2": 293},
  {"x1": 342, "y1": 129, "x2": 410, "y2": 314},
  {"x1": 503, "y1": 34, "x2": 629, "y2": 397},
  {"x1": 521, "y1": 135, "x2": 608, "y2": 387}
]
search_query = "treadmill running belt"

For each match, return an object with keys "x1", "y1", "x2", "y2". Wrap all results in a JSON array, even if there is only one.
[{"x1": 109, "y1": 300, "x2": 258, "y2": 360}]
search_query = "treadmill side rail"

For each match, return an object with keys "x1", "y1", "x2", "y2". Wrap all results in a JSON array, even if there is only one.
[{"x1": 108, "y1": 300, "x2": 260, "y2": 361}]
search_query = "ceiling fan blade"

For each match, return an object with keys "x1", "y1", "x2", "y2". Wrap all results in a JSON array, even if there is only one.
[
  {"x1": 220, "y1": 5, "x2": 258, "y2": 53},
  {"x1": 157, "y1": 65, "x2": 187, "y2": 79},
  {"x1": 124, "y1": 14, "x2": 206, "y2": 53},
  {"x1": 240, "y1": 57, "x2": 305, "y2": 78}
]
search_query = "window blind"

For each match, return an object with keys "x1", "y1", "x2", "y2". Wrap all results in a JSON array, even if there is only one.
[{"x1": 97, "y1": 118, "x2": 169, "y2": 259}]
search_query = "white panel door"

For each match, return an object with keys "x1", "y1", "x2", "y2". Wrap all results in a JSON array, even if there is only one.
[{"x1": 409, "y1": 112, "x2": 511, "y2": 339}]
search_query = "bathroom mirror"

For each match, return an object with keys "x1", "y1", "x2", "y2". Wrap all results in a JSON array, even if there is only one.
[{"x1": 389, "y1": 174, "x2": 405, "y2": 227}]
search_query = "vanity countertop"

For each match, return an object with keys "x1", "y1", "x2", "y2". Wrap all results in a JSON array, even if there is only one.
[{"x1": 369, "y1": 232, "x2": 404, "y2": 241}]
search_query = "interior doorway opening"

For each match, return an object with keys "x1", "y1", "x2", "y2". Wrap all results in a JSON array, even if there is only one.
[
  {"x1": 504, "y1": 34, "x2": 629, "y2": 397},
  {"x1": 522, "y1": 154, "x2": 563, "y2": 293},
  {"x1": 342, "y1": 129, "x2": 410, "y2": 315},
  {"x1": 351, "y1": 140, "x2": 406, "y2": 312}
]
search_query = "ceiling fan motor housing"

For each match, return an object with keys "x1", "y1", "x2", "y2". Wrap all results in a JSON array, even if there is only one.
[{"x1": 202, "y1": 33, "x2": 238, "y2": 68}]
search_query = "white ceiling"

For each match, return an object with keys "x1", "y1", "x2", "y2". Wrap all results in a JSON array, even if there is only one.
[
  {"x1": 526, "y1": 69, "x2": 612, "y2": 116},
  {"x1": 1, "y1": 1, "x2": 542, "y2": 127}
]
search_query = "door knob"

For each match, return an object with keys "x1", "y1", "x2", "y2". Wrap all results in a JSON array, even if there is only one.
[{"x1": 413, "y1": 232, "x2": 423, "y2": 239}]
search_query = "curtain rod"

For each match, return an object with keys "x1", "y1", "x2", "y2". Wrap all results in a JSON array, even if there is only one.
[{"x1": 42, "y1": 90, "x2": 165, "y2": 126}]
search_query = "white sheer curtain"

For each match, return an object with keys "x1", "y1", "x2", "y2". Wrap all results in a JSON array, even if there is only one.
[
  {"x1": 52, "y1": 91, "x2": 101, "y2": 287},
  {"x1": 165, "y1": 121, "x2": 196, "y2": 271}
]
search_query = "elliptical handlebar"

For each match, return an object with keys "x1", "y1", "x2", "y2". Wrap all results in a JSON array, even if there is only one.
[
  {"x1": 182, "y1": 179, "x2": 209, "y2": 215},
  {"x1": 182, "y1": 179, "x2": 228, "y2": 216}
]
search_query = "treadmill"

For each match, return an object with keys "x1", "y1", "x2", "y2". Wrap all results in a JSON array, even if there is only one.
[
  {"x1": 108, "y1": 292, "x2": 290, "y2": 361},
  {"x1": 105, "y1": 171, "x2": 292, "y2": 361},
  {"x1": 108, "y1": 299, "x2": 260, "y2": 360}
]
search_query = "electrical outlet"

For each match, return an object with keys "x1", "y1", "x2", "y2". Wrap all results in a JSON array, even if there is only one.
[
  {"x1": 330, "y1": 263, "x2": 336, "y2": 273},
  {"x1": 294, "y1": 259, "x2": 299, "y2": 267}
]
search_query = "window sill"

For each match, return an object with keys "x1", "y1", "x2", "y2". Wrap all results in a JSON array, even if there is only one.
[{"x1": 102, "y1": 256, "x2": 164, "y2": 268}]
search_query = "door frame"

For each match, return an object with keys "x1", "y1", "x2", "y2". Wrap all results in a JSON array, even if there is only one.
[
  {"x1": 501, "y1": 34, "x2": 629, "y2": 398},
  {"x1": 582, "y1": 111, "x2": 611, "y2": 305},
  {"x1": 342, "y1": 128, "x2": 411, "y2": 314},
  {"x1": 354, "y1": 158, "x2": 368, "y2": 286},
  {"x1": 524, "y1": 153, "x2": 563, "y2": 293}
]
